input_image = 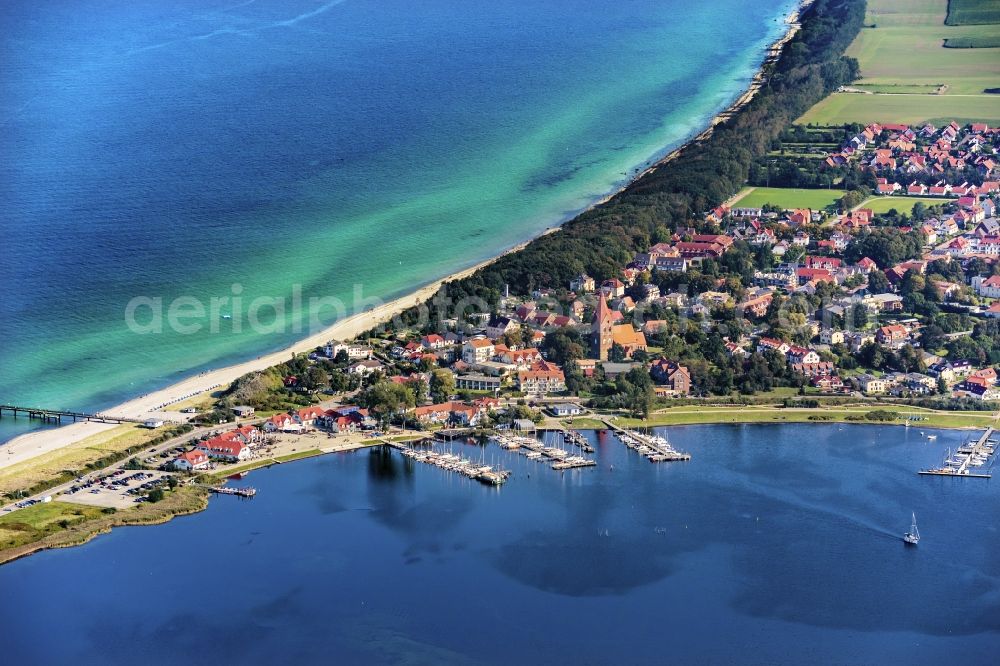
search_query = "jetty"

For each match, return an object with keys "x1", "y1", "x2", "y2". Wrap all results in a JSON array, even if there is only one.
[
  {"x1": 0, "y1": 404, "x2": 146, "y2": 425},
  {"x1": 918, "y1": 427, "x2": 995, "y2": 479},
  {"x1": 208, "y1": 486, "x2": 257, "y2": 498},
  {"x1": 602, "y1": 418, "x2": 691, "y2": 463}
]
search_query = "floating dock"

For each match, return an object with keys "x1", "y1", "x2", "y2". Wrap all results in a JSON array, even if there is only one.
[{"x1": 551, "y1": 459, "x2": 598, "y2": 471}]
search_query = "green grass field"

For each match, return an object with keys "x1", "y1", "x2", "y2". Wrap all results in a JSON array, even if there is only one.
[
  {"x1": 731, "y1": 187, "x2": 845, "y2": 210},
  {"x1": 852, "y1": 83, "x2": 945, "y2": 94},
  {"x1": 798, "y1": 0, "x2": 1000, "y2": 124},
  {"x1": 799, "y1": 92, "x2": 1000, "y2": 126},
  {"x1": 946, "y1": 0, "x2": 1000, "y2": 25},
  {"x1": 859, "y1": 195, "x2": 948, "y2": 214},
  {"x1": 615, "y1": 406, "x2": 996, "y2": 429},
  {"x1": 0, "y1": 501, "x2": 105, "y2": 550}
]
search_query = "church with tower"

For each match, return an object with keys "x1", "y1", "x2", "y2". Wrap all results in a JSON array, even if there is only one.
[
  {"x1": 591, "y1": 296, "x2": 614, "y2": 360},
  {"x1": 591, "y1": 294, "x2": 648, "y2": 361}
]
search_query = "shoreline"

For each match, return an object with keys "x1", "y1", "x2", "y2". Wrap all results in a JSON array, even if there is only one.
[
  {"x1": 3, "y1": 416, "x2": 984, "y2": 566},
  {"x1": 1, "y1": 1, "x2": 809, "y2": 470},
  {"x1": 626, "y1": 0, "x2": 813, "y2": 185}
]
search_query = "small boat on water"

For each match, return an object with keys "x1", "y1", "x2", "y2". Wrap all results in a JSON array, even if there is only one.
[
  {"x1": 903, "y1": 513, "x2": 920, "y2": 546},
  {"x1": 926, "y1": 434, "x2": 937, "y2": 440}
]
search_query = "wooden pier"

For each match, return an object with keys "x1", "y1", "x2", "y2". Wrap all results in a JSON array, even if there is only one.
[
  {"x1": 0, "y1": 404, "x2": 145, "y2": 425},
  {"x1": 208, "y1": 486, "x2": 257, "y2": 497}
]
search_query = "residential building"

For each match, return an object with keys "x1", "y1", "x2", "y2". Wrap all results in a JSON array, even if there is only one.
[
  {"x1": 172, "y1": 450, "x2": 210, "y2": 471},
  {"x1": 348, "y1": 359, "x2": 384, "y2": 376},
  {"x1": 197, "y1": 437, "x2": 251, "y2": 462},
  {"x1": 462, "y1": 338, "x2": 495, "y2": 364},
  {"x1": 517, "y1": 366, "x2": 566, "y2": 395},
  {"x1": 792, "y1": 362, "x2": 836, "y2": 377},
  {"x1": 264, "y1": 413, "x2": 302, "y2": 433},
  {"x1": 570, "y1": 274, "x2": 595, "y2": 293},
  {"x1": 455, "y1": 374, "x2": 503, "y2": 392},
  {"x1": 786, "y1": 346, "x2": 820, "y2": 365},
  {"x1": 649, "y1": 360, "x2": 691, "y2": 395},
  {"x1": 485, "y1": 316, "x2": 518, "y2": 340},
  {"x1": 757, "y1": 337, "x2": 791, "y2": 355},
  {"x1": 973, "y1": 275, "x2": 1000, "y2": 298},
  {"x1": 876, "y1": 325, "x2": 909, "y2": 348},
  {"x1": 856, "y1": 374, "x2": 888, "y2": 394}
]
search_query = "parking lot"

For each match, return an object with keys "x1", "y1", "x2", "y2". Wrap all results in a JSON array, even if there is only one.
[{"x1": 61, "y1": 470, "x2": 177, "y2": 509}]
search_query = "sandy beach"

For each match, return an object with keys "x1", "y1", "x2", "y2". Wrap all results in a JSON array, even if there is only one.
[
  {"x1": 0, "y1": 240, "x2": 531, "y2": 470},
  {"x1": 1, "y1": 2, "x2": 808, "y2": 473}
]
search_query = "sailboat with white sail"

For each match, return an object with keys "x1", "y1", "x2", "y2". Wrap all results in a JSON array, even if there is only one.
[{"x1": 903, "y1": 513, "x2": 920, "y2": 546}]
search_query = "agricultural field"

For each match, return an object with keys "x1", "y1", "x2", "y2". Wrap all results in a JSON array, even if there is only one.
[
  {"x1": 730, "y1": 187, "x2": 845, "y2": 210},
  {"x1": 858, "y1": 195, "x2": 950, "y2": 214},
  {"x1": 944, "y1": 35, "x2": 1000, "y2": 47},
  {"x1": 946, "y1": 0, "x2": 1000, "y2": 25},
  {"x1": 799, "y1": 92, "x2": 1000, "y2": 126},
  {"x1": 798, "y1": 0, "x2": 1000, "y2": 124}
]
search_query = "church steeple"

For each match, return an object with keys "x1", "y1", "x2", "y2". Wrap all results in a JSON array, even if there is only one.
[{"x1": 591, "y1": 295, "x2": 613, "y2": 360}]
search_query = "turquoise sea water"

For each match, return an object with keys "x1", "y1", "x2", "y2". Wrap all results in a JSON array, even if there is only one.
[
  {"x1": 3, "y1": 425, "x2": 998, "y2": 663},
  {"x1": 0, "y1": 0, "x2": 795, "y2": 435}
]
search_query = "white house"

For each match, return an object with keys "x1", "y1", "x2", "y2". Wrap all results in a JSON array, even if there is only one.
[
  {"x1": 462, "y1": 338, "x2": 495, "y2": 364},
  {"x1": 172, "y1": 450, "x2": 210, "y2": 471},
  {"x1": 348, "y1": 359, "x2": 384, "y2": 376},
  {"x1": 973, "y1": 275, "x2": 1000, "y2": 298},
  {"x1": 550, "y1": 403, "x2": 583, "y2": 417}
]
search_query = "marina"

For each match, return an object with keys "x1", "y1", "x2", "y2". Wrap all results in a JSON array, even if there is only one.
[
  {"x1": 562, "y1": 429, "x2": 595, "y2": 453},
  {"x1": 918, "y1": 427, "x2": 996, "y2": 479},
  {"x1": 602, "y1": 419, "x2": 691, "y2": 462},
  {"x1": 490, "y1": 432, "x2": 597, "y2": 471},
  {"x1": 4, "y1": 423, "x2": 1000, "y2": 663},
  {"x1": 394, "y1": 443, "x2": 511, "y2": 486}
]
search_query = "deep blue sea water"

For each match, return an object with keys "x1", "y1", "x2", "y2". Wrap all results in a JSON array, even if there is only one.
[
  {"x1": 3, "y1": 424, "x2": 998, "y2": 664},
  {"x1": 1, "y1": 0, "x2": 795, "y2": 442}
]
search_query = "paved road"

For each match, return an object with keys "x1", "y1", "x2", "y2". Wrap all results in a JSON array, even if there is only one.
[{"x1": 1, "y1": 422, "x2": 234, "y2": 515}]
